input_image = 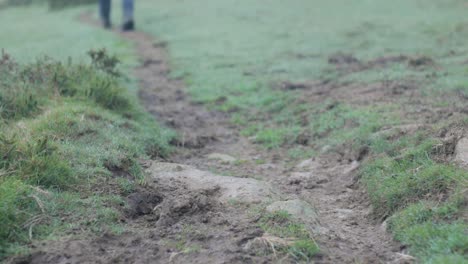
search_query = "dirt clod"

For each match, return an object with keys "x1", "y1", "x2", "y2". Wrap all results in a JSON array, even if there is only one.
[{"x1": 125, "y1": 190, "x2": 162, "y2": 218}]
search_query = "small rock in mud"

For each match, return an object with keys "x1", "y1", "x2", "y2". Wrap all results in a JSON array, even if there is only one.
[
  {"x1": 266, "y1": 199, "x2": 318, "y2": 224},
  {"x1": 206, "y1": 153, "x2": 237, "y2": 164},
  {"x1": 257, "y1": 163, "x2": 277, "y2": 170},
  {"x1": 455, "y1": 137, "x2": 468, "y2": 166},
  {"x1": 333, "y1": 208, "x2": 354, "y2": 220},
  {"x1": 342, "y1": 160, "x2": 360, "y2": 175},
  {"x1": 295, "y1": 131, "x2": 311, "y2": 145},
  {"x1": 296, "y1": 158, "x2": 322, "y2": 171},
  {"x1": 393, "y1": 253, "x2": 417, "y2": 264}
]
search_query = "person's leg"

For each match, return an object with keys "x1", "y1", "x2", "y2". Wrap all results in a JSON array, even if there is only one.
[
  {"x1": 122, "y1": 0, "x2": 134, "y2": 31},
  {"x1": 99, "y1": 0, "x2": 111, "y2": 28}
]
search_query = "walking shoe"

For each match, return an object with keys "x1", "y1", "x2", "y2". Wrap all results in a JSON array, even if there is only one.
[
  {"x1": 122, "y1": 20, "x2": 134, "y2": 31},
  {"x1": 103, "y1": 19, "x2": 111, "y2": 29}
]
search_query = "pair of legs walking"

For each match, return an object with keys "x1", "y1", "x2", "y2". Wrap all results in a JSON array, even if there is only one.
[{"x1": 99, "y1": 0, "x2": 134, "y2": 31}]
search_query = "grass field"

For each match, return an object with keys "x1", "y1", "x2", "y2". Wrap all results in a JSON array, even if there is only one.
[{"x1": 0, "y1": 0, "x2": 467, "y2": 262}]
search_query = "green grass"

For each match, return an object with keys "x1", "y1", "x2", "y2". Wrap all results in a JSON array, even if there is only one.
[
  {"x1": 0, "y1": 6, "x2": 134, "y2": 64},
  {"x1": 361, "y1": 132, "x2": 468, "y2": 262},
  {"x1": 135, "y1": 0, "x2": 467, "y2": 152},
  {"x1": 389, "y1": 202, "x2": 467, "y2": 263},
  {"x1": 0, "y1": 5, "x2": 173, "y2": 259},
  {"x1": 258, "y1": 210, "x2": 320, "y2": 261},
  {"x1": 362, "y1": 138, "x2": 467, "y2": 216}
]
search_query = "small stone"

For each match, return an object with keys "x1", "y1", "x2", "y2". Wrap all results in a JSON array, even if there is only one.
[
  {"x1": 148, "y1": 162, "x2": 280, "y2": 204},
  {"x1": 296, "y1": 159, "x2": 321, "y2": 170}
]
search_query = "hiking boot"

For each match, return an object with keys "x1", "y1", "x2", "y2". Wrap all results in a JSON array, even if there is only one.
[{"x1": 122, "y1": 20, "x2": 135, "y2": 31}]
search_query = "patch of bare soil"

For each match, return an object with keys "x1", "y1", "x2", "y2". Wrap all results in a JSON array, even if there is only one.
[
  {"x1": 325, "y1": 52, "x2": 437, "y2": 76},
  {"x1": 11, "y1": 14, "x2": 419, "y2": 264},
  {"x1": 277, "y1": 158, "x2": 403, "y2": 263}
]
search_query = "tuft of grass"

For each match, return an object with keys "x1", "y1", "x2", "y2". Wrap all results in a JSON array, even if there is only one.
[
  {"x1": 361, "y1": 138, "x2": 467, "y2": 216},
  {"x1": 0, "y1": 132, "x2": 73, "y2": 189},
  {"x1": 254, "y1": 127, "x2": 299, "y2": 149},
  {"x1": 258, "y1": 210, "x2": 319, "y2": 261},
  {"x1": 385, "y1": 186, "x2": 468, "y2": 263},
  {"x1": 0, "y1": 51, "x2": 131, "y2": 120},
  {"x1": 0, "y1": 179, "x2": 38, "y2": 249}
]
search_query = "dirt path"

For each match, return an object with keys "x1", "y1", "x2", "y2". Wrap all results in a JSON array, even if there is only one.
[
  {"x1": 15, "y1": 18, "x2": 409, "y2": 264},
  {"x1": 131, "y1": 30, "x2": 405, "y2": 263},
  {"x1": 124, "y1": 25, "x2": 409, "y2": 263}
]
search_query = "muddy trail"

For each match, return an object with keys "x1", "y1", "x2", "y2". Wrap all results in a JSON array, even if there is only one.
[{"x1": 12, "y1": 19, "x2": 412, "y2": 264}]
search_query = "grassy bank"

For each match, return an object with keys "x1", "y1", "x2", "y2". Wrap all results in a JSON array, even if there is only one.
[
  {"x1": 0, "y1": 5, "x2": 173, "y2": 259},
  {"x1": 134, "y1": 0, "x2": 468, "y2": 262}
]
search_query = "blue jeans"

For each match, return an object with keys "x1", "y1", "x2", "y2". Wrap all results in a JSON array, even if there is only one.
[{"x1": 99, "y1": 0, "x2": 134, "y2": 25}]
